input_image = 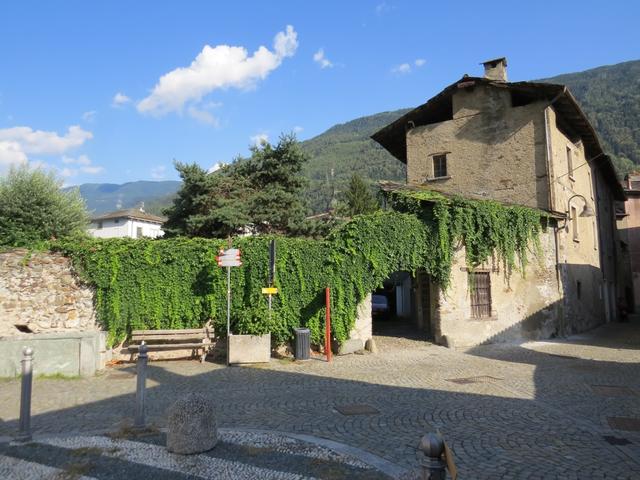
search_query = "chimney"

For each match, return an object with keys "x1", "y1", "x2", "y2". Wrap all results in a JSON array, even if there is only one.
[{"x1": 481, "y1": 57, "x2": 508, "y2": 82}]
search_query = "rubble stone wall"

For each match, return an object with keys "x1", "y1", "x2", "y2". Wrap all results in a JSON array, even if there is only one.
[{"x1": 0, "y1": 249, "x2": 97, "y2": 337}]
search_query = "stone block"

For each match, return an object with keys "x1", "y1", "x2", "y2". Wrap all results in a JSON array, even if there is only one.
[
  {"x1": 166, "y1": 394, "x2": 217, "y2": 454},
  {"x1": 228, "y1": 333, "x2": 271, "y2": 364},
  {"x1": 338, "y1": 338, "x2": 365, "y2": 355}
]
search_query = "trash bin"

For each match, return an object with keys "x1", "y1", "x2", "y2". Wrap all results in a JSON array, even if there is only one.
[{"x1": 294, "y1": 328, "x2": 310, "y2": 361}]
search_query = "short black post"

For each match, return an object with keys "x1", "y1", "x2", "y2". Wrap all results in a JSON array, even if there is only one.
[
  {"x1": 134, "y1": 343, "x2": 148, "y2": 429},
  {"x1": 17, "y1": 347, "x2": 34, "y2": 442},
  {"x1": 419, "y1": 433, "x2": 446, "y2": 480}
]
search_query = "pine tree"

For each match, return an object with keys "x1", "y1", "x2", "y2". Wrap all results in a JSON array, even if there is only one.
[{"x1": 341, "y1": 174, "x2": 379, "y2": 217}]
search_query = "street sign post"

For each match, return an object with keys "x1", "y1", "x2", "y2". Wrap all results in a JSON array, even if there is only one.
[
  {"x1": 216, "y1": 248, "x2": 242, "y2": 365},
  {"x1": 264, "y1": 240, "x2": 277, "y2": 323}
]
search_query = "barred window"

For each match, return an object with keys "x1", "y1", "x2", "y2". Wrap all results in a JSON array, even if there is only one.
[{"x1": 469, "y1": 272, "x2": 491, "y2": 318}]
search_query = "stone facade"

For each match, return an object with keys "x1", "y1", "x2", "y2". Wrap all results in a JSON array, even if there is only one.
[
  {"x1": 373, "y1": 62, "x2": 624, "y2": 347},
  {"x1": 407, "y1": 85, "x2": 549, "y2": 210},
  {"x1": 434, "y1": 231, "x2": 562, "y2": 347},
  {"x1": 0, "y1": 249, "x2": 98, "y2": 337}
]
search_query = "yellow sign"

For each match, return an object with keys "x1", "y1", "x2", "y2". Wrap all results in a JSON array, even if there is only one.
[{"x1": 262, "y1": 287, "x2": 278, "y2": 295}]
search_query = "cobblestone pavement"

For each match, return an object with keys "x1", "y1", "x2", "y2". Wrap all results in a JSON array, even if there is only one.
[{"x1": 1, "y1": 321, "x2": 640, "y2": 479}]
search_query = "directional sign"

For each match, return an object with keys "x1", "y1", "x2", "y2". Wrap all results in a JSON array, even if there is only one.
[
  {"x1": 261, "y1": 287, "x2": 278, "y2": 295},
  {"x1": 216, "y1": 248, "x2": 242, "y2": 268}
]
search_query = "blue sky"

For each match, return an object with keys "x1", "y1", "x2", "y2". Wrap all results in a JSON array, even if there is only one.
[{"x1": 0, "y1": 0, "x2": 638, "y2": 185}]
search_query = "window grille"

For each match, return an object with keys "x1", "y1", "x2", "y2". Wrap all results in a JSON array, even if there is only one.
[{"x1": 469, "y1": 272, "x2": 491, "y2": 318}]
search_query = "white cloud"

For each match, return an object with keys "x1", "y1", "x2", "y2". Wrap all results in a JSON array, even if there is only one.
[
  {"x1": 375, "y1": 2, "x2": 394, "y2": 15},
  {"x1": 391, "y1": 63, "x2": 412, "y2": 75},
  {"x1": 62, "y1": 154, "x2": 91, "y2": 166},
  {"x1": 81, "y1": 165, "x2": 105, "y2": 174},
  {"x1": 250, "y1": 133, "x2": 269, "y2": 147},
  {"x1": 0, "y1": 141, "x2": 28, "y2": 170},
  {"x1": 0, "y1": 125, "x2": 92, "y2": 155},
  {"x1": 415, "y1": 58, "x2": 426, "y2": 67},
  {"x1": 208, "y1": 162, "x2": 224, "y2": 173},
  {"x1": 82, "y1": 110, "x2": 97, "y2": 122},
  {"x1": 187, "y1": 106, "x2": 219, "y2": 126},
  {"x1": 59, "y1": 154, "x2": 104, "y2": 177},
  {"x1": 112, "y1": 92, "x2": 131, "y2": 107},
  {"x1": 137, "y1": 25, "x2": 298, "y2": 117},
  {"x1": 313, "y1": 49, "x2": 333, "y2": 69},
  {"x1": 150, "y1": 165, "x2": 166, "y2": 180}
]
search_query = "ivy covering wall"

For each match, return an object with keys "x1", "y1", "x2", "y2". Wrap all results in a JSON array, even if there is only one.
[{"x1": 55, "y1": 192, "x2": 547, "y2": 348}]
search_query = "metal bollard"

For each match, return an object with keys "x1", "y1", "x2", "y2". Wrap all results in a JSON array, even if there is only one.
[
  {"x1": 134, "y1": 342, "x2": 148, "y2": 429},
  {"x1": 17, "y1": 347, "x2": 34, "y2": 442},
  {"x1": 419, "y1": 433, "x2": 446, "y2": 480}
]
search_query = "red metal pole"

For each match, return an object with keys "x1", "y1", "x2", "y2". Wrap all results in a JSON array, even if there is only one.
[{"x1": 325, "y1": 287, "x2": 332, "y2": 362}]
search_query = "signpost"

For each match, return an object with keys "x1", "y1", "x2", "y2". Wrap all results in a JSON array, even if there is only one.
[
  {"x1": 216, "y1": 248, "x2": 242, "y2": 365},
  {"x1": 261, "y1": 240, "x2": 278, "y2": 322}
]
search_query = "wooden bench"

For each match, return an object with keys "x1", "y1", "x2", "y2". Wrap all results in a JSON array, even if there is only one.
[{"x1": 128, "y1": 324, "x2": 214, "y2": 363}]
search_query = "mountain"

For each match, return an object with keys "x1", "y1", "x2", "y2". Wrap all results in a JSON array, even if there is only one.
[
  {"x1": 72, "y1": 60, "x2": 639, "y2": 215},
  {"x1": 70, "y1": 181, "x2": 181, "y2": 215},
  {"x1": 299, "y1": 110, "x2": 410, "y2": 212}
]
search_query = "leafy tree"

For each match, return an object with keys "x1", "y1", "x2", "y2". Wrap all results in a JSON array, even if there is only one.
[
  {"x1": 164, "y1": 133, "x2": 310, "y2": 238},
  {"x1": 339, "y1": 174, "x2": 379, "y2": 217},
  {"x1": 0, "y1": 165, "x2": 89, "y2": 247}
]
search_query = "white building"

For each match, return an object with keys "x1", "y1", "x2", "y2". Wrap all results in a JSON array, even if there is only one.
[{"x1": 88, "y1": 207, "x2": 166, "y2": 239}]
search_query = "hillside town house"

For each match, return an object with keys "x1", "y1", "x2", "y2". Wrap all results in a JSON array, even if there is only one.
[
  {"x1": 88, "y1": 206, "x2": 165, "y2": 239},
  {"x1": 370, "y1": 58, "x2": 625, "y2": 347}
]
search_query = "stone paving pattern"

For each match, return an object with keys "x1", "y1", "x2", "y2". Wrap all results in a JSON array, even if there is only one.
[{"x1": 1, "y1": 322, "x2": 639, "y2": 479}]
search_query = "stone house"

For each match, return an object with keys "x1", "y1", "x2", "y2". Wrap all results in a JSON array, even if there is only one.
[
  {"x1": 616, "y1": 173, "x2": 640, "y2": 312},
  {"x1": 369, "y1": 58, "x2": 625, "y2": 347},
  {"x1": 88, "y1": 206, "x2": 165, "y2": 239}
]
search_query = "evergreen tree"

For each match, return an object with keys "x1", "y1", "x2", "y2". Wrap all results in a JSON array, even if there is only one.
[
  {"x1": 0, "y1": 165, "x2": 89, "y2": 246},
  {"x1": 163, "y1": 162, "x2": 251, "y2": 238},
  {"x1": 164, "y1": 133, "x2": 310, "y2": 237},
  {"x1": 340, "y1": 174, "x2": 379, "y2": 217},
  {"x1": 238, "y1": 133, "x2": 309, "y2": 234}
]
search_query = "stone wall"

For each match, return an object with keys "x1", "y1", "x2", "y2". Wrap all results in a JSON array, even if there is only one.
[
  {"x1": 406, "y1": 84, "x2": 550, "y2": 210},
  {"x1": 0, "y1": 249, "x2": 98, "y2": 337}
]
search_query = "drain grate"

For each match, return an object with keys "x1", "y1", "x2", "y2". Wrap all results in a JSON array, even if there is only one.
[
  {"x1": 603, "y1": 435, "x2": 633, "y2": 446},
  {"x1": 446, "y1": 375, "x2": 502, "y2": 385},
  {"x1": 335, "y1": 404, "x2": 380, "y2": 416},
  {"x1": 591, "y1": 385, "x2": 638, "y2": 397},
  {"x1": 607, "y1": 417, "x2": 640, "y2": 432}
]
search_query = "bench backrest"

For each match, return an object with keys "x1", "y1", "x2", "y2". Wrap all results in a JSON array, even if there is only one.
[{"x1": 131, "y1": 328, "x2": 212, "y2": 343}]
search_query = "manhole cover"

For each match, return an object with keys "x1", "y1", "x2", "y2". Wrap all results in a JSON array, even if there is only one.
[
  {"x1": 607, "y1": 417, "x2": 640, "y2": 432},
  {"x1": 591, "y1": 385, "x2": 638, "y2": 397},
  {"x1": 335, "y1": 404, "x2": 380, "y2": 416},
  {"x1": 603, "y1": 435, "x2": 633, "y2": 446},
  {"x1": 446, "y1": 375, "x2": 501, "y2": 384}
]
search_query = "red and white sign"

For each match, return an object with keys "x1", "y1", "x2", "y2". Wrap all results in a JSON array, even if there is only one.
[{"x1": 216, "y1": 248, "x2": 242, "y2": 267}]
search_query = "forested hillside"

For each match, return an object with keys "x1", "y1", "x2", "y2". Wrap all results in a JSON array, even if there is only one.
[
  {"x1": 299, "y1": 110, "x2": 410, "y2": 211},
  {"x1": 542, "y1": 60, "x2": 640, "y2": 175}
]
